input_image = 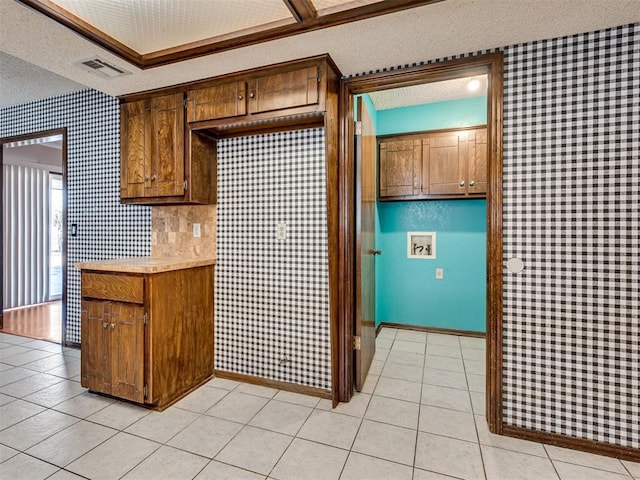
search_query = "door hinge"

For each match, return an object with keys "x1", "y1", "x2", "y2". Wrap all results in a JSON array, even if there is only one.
[
  {"x1": 143, "y1": 313, "x2": 148, "y2": 325},
  {"x1": 143, "y1": 384, "x2": 148, "y2": 398},
  {"x1": 353, "y1": 335, "x2": 361, "y2": 351},
  {"x1": 355, "y1": 121, "x2": 362, "y2": 136},
  {"x1": 183, "y1": 97, "x2": 187, "y2": 109},
  {"x1": 183, "y1": 180, "x2": 188, "y2": 191}
]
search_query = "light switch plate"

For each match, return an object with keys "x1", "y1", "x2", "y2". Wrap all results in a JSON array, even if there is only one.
[
  {"x1": 276, "y1": 222, "x2": 287, "y2": 241},
  {"x1": 436, "y1": 268, "x2": 444, "y2": 280}
]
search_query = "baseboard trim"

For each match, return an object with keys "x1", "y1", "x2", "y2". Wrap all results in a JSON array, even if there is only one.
[
  {"x1": 376, "y1": 322, "x2": 486, "y2": 338},
  {"x1": 213, "y1": 369, "x2": 332, "y2": 400},
  {"x1": 502, "y1": 425, "x2": 640, "y2": 462}
]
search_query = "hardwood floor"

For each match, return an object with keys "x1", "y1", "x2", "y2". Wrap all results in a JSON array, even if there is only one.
[{"x1": 1, "y1": 301, "x2": 62, "y2": 344}]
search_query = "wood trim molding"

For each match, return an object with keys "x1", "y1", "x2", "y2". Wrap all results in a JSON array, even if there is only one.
[
  {"x1": 0, "y1": 128, "x2": 69, "y2": 345},
  {"x1": 502, "y1": 425, "x2": 640, "y2": 462},
  {"x1": 376, "y1": 322, "x2": 486, "y2": 339},
  {"x1": 17, "y1": 0, "x2": 443, "y2": 69},
  {"x1": 214, "y1": 369, "x2": 332, "y2": 400},
  {"x1": 283, "y1": 0, "x2": 317, "y2": 22},
  {"x1": 338, "y1": 53, "x2": 504, "y2": 427}
]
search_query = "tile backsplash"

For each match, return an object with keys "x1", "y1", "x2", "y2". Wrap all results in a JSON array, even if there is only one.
[{"x1": 152, "y1": 204, "x2": 216, "y2": 258}]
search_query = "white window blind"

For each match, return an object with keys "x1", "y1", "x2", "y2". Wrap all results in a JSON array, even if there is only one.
[{"x1": 3, "y1": 164, "x2": 50, "y2": 309}]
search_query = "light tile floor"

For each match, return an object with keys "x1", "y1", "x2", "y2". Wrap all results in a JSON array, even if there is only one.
[{"x1": 0, "y1": 328, "x2": 638, "y2": 480}]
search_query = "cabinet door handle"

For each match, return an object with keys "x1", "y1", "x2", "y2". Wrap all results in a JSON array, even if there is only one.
[
  {"x1": 150, "y1": 174, "x2": 156, "y2": 182},
  {"x1": 469, "y1": 180, "x2": 475, "y2": 186},
  {"x1": 237, "y1": 94, "x2": 243, "y2": 100},
  {"x1": 249, "y1": 92, "x2": 255, "y2": 98},
  {"x1": 459, "y1": 180, "x2": 465, "y2": 187},
  {"x1": 369, "y1": 249, "x2": 382, "y2": 256},
  {"x1": 110, "y1": 323, "x2": 115, "y2": 329},
  {"x1": 144, "y1": 176, "x2": 149, "y2": 181},
  {"x1": 103, "y1": 322, "x2": 108, "y2": 329}
]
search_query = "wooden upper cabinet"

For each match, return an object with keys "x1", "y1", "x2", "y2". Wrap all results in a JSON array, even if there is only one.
[
  {"x1": 424, "y1": 132, "x2": 467, "y2": 196},
  {"x1": 187, "y1": 81, "x2": 247, "y2": 122},
  {"x1": 120, "y1": 100, "x2": 148, "y2": 199},
  {"x1": 248, "y1": 66, "x2": 319, "y2": 114},
  {"x1": 379, "y1": 126, "x2": 487, "y2": 201},
  {"x1": 149, "y1": 94, "x2": 185, "y2": 197},
  {"x1": 379, "y1": 138, "x2": 421, "y2": 198},
  {"x1": 121, "y1": 93, "x2": 215, "y2": 205},
  {"x1": 121, "y1": 93, "x2": 184, "y2": 200},
  {"x1": 467, "y1": 128, "x2": 487, "y2": 195}
]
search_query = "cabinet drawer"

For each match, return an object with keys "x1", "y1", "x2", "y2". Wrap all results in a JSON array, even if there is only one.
[{"x1": 82, "y1": 273, "x2": 144, "y2": 304}]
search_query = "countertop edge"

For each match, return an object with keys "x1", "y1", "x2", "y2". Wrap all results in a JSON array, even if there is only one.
[{"x1": 75, "y1": 256, "x2": 216, "y2": 274}]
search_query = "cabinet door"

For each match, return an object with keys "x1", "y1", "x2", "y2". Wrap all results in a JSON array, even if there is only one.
[
  {"x1": 148, "y1": 94, "x2": 185, "y2": 197},
  {"x1": 81, "y1": 300, "x2": 111, "y2": 395},
  {"x1": 379, "y1": 139, "x2": 421, "y2": 198},
  {"x1": 424, "y1": 132, "x2": 467, "y2": 195},
  {"x1": 467, "y1": 128, "x2": 487, "y2": 195},
  {"x1": 81, "y1": 300, "x2": 145, "y2": 403},
  {"x1": 109, "y1": 302, "x2": 145, "y2": 403},
  {"x1": 120, "y1": 100, "x2": 148, "y2": 199},
  {"x1": 187, "y1": 81, "x2": 247, "y2": 122},
  {"x1": 248, "y1": 66, "x2": 319, "y2": 114}
]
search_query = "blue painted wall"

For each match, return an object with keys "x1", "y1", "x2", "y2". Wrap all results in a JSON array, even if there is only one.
[{"x1": 374, "y1": 96, "x2": 487, "y2": 332}]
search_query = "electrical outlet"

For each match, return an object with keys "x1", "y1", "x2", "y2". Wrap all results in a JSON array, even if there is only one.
[
  {"x1": 436, "y1": 268, "x2": 444, "y2": 280},
  {"x1": 276, "y1": 222, "x2": 287, "y2": 240},
  {"x1": 193, "y1": 223, "x2": 201, "y2": 238}
]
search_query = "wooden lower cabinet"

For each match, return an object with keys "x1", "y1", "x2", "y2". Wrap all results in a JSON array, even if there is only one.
[{"x1": 80, "y1": 265, "x2": 214, "y2": 409}]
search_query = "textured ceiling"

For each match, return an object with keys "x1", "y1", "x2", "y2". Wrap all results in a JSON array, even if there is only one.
[
  {"x1": 369, "y1": 75, "x2": 488, "y2": 110},
  {"x1": 51, "y1": 0, "x2": 295, "y2": 54},
  {"x1": 1, "y1": 0, "x2": 639, "y2": 109}
]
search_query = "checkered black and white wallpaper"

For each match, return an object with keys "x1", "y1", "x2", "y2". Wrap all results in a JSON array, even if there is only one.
[
  {"x1": 501, "y1": 24, "x2": 639, "y2": 449},
  {"x1": 215, "y1": 128, "x2": 331, "y2": 391},
  {"x1": 349, "y1": 23, "x2": 639, "y2": 449},
  {"x1": 0, "y1": 90, "x2": 151, "y2": 345}
]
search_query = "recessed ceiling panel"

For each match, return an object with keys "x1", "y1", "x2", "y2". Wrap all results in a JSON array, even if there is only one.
[
  {"x1": 52, "y1": 0, "x2": 295, "y2": 54},
  {"x1": 311, "y1": 0, "x2": 385, "y2": 15},
  {"x1": 368, "y1": 75, "x2": 488, "y2": 110}
]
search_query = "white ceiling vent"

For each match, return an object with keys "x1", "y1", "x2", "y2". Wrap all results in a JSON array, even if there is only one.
[{"x1": 74, "y1": 57, "x2": 131, "y2": 78}]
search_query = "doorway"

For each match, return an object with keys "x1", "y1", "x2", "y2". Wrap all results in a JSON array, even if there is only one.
[
  {"x1": 1, "y1": 129, "x2": 68, "y2": 344},
  {"x1": 337, "y1": 53, "x2": 504, "y2": 433}
]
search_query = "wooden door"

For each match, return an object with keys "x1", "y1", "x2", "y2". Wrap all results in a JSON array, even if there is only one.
[
  {"x1": 355, "y1": 97, "x2": 377, "y2": 391},
  {"x1": 425, "y1": 132, "x2": 467, "y2": 195},
  {"x1": 467, "y1": 128, "x2": 487, "y2": 195},
  {"x1": 81, "y1": 300, "x2": 111, "y2": 394},
  {"x1": 148, "y1": 93, "x2": 185, "y2": 197},
  {"x1": 120, "y1": 100, "x2": 148, "y2": 199},
  {"x1": 187, "y1": 81, "x2": 247, "y2": 122},
  {"x1": 109, "y1": 302, "x2": 145, "y2": 403},
  {"x1": 379, "y1": 138, "x2": 421, "y2": 198},
  {"x1": 248, "y1": 66, "x2": 319, "y2": 114}
]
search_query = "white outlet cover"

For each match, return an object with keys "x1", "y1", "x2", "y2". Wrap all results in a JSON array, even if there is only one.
[
  {"x1": 193, "y1": 223, "x2": 201, "y2": 238},
  {"x1": 506, "y1": 257, "x2": 525, "y2": 273},
  {"x1": 276, "y1": 222, "x2": 287, "y2": 240}
]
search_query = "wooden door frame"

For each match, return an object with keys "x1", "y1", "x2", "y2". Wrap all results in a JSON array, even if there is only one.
[
  {"x1": 0, "y1": 128, "x2": 69, "y2": 346},
  {"x1": 336, "y1": 52, "x2": 504, "y2": 433}
]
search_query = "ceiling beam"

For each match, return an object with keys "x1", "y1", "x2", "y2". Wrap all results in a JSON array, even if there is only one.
[{"x1": 283, "y1": 0, "x2": 317, "y2": 22}]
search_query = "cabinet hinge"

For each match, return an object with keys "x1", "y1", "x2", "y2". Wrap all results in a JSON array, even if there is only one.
[
  {"x1": 183, "y1": 98, "x2": 187, "y2": 108},
  {"x1": 353, "y1": 335, "x2": 361, "y2": 351},
  {"x1": 355, "y1": 121, "x2": 362, "y2": 136},
  {"x1": 143, "y1": 313, "x2": 148, "y2": 325},
  {"x1": 183, "y1": 180, "x2": 188, "y2": 191},
  {"x1": 143, "y1": 385, "x2": 148, "y2": 398}
]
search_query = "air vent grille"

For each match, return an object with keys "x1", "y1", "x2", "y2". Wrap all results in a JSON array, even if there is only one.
[{"x1": 74, "y1": 57, "x2": 131, "y2": 78}]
